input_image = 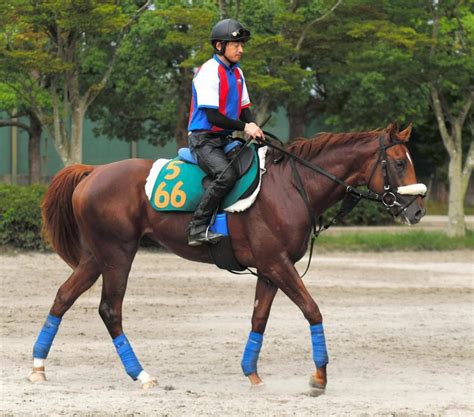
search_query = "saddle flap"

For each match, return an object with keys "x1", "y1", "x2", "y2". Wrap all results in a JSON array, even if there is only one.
[{"x1": 230, "y1": 144, "x2": 254, "y2": 178}]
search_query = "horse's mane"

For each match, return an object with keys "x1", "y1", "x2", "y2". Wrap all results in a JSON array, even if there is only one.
[{"x1": 286, "y1": 129, "x2": 384, "y2": 159}]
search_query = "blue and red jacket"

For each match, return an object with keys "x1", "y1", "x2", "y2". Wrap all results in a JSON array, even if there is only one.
[{"x1": 188, "y1": 55, "x2": 251, "y2": 134}]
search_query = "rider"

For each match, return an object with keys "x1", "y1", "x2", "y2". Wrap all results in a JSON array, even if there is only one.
[{"x1": 187, "y1": 18, "x2": 264, "y2": 246}]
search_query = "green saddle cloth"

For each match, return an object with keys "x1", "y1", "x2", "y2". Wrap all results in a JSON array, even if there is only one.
[{"x1": 149, "y1": 147, "x2": 258, "y2": 212}]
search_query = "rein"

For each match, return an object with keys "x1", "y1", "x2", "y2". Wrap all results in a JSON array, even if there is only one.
[
  {"x1": 230, "y1": 130, "x2": 422, "y2": 278},
  {"x1": 260, "y1": 131, "x2": 420, "y2": 278}
]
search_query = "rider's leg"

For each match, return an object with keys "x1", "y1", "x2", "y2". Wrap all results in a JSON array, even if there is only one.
[{"x1": 187, "y1": 135, "x2": 238, "y2": 245}]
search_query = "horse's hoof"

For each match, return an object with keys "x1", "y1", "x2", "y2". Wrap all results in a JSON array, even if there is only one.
[
  {"x1": 141, "y1": 377, "x2": 158, "y2": 390},
  {"x1": 28, "y1": 367, "x2": 47, "y2": 383},
  {"x1": 309, "y1": 374, "x2": 326, "y2": 391},
  {"x1": 250, "y1": 382, "x2": 265, "y2": 390}
]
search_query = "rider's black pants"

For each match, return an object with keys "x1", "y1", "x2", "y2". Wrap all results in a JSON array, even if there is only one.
[{"x1": 188, "y1": 132, "x2": 238, "y2": 231}]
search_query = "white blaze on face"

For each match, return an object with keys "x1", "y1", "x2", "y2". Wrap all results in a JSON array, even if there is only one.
[{"x1": 406, "y1": 151, "x2": 413, "y2": 167}]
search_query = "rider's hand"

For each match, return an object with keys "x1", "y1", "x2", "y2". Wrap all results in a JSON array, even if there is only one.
[{"x1": 244, "y1": 122, "x2": 265, "y2": 143}]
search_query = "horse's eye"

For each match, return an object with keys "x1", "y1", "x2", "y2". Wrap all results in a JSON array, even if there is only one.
[{"x1": 395, "y1": 159, "x2": 406, "y2": 170}]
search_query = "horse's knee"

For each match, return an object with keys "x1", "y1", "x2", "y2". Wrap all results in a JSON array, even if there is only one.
[
  {"x1": 98, "y1": 301, "x2": 121, "y2": 331},
  {"x1": 52, "y1": 287, "x2": 73, "y2": 312}
]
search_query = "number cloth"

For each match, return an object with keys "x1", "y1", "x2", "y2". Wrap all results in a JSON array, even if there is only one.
[{"x1": 149, "y1": 147, "x2": 258, "y2": 212}]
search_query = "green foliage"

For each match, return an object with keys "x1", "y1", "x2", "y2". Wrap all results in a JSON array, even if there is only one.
[
  {"x1": 316, "y1": 230, "x2": 474, "y2": 252},
  {"x1": 89, "y1": 1, "x2": 217, "y2": 145},
  {"x1": 323, "y1": 195, "x2": 393, "y2": 226},
  {"x1": 0, "y1": 184, "x2": 47, "y2": 249}
]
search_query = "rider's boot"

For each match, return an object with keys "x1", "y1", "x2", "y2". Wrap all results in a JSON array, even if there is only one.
[{"x1": 187, "y1": 223, "x2": 223, "y2": 246}]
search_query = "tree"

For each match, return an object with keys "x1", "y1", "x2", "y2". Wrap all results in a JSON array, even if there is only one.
[
  {"x1": 0, "y1": 82, "x2": 43, "y2": 183},
  {"x1": 307, "y1": 0, "x2": 472, "y2": 236},
  {"x1": 427, "y1": 0, "x2": 473, "y2": 237},
  {"x1": 89, "y1": 1, "x2": 217, "y2": 150},
  {"x1": 0, "y1": 0, "x2": 150, "y2": 166}
]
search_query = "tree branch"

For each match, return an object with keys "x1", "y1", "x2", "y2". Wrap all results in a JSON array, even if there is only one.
[
  {"x1": 295, "y1": 0, "x2": 343, "y2": 51},
  {"x1": 83, "y1": 0, "x2": 152, "y2": 109},
  {"x1": 461, "y1": 133, "x2": 473, "y2": 200},
  {"x1": 456, "y1": 89, "x2": 473, "y2": 127},
  {"x1": 430, "y1": 84, "x2": 455, "y2": 156},
  {"x1": 0, "y1": 119, "x2": 32, "y2": 135}
]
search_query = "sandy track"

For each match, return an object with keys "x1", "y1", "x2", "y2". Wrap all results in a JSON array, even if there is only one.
[{"x1": 1, "y1": 250, "x2": 473, "y2": 416}]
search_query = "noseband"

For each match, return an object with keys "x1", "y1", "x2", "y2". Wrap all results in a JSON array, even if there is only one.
[{"x1": 366, "y1": 136, "x2": 424, "y2": 216}]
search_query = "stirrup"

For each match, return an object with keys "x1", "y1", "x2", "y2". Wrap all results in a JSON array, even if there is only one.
[{"x1": 188, "y1": 226, "x2": 223, "y2": 246}]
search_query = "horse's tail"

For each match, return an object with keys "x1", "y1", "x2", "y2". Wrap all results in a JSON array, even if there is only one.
[{"x1": 41, "y1": 164, "x2": 95, "y2": 268}]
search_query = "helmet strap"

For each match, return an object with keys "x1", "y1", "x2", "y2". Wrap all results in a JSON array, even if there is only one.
[{"x1": 214, "y1": 40, "x2": 227, "y2": 56}]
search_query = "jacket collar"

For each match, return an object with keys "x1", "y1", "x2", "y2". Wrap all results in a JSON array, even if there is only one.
[{"x1": 213, "y1": 54, "x2": 239, "y2": 70}]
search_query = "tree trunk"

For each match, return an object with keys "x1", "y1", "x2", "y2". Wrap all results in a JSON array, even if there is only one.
[
  {"x1": 69, "y1": 104, "x2": 84, "y2": 165},
  {"x1": 254, "y1": 98, "x2": 269, "y2": 126},
  {"x1": 28, "y1": 113, "x2": 42, "y2": 184},
  {"x1": 430, "y1": 86, "x2": 468, "y2": 237},
  {"x1": 174, "y1": 70, "x2": 192, "y2": 150},
  {"x1": 287, "y1": 106, "x2": 306, "y2": 142},
  {"x1": 446, "y1": 136, "x2": 465, "y2": 237}
]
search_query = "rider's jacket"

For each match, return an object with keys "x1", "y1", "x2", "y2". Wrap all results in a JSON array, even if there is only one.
[{"x1": 188, "y1": 55, "x2": 250, "y2": 135}]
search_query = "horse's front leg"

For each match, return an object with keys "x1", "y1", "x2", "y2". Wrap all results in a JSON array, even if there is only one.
[
  {"x1": 242, "y1": 275, "x2": 278, "y2": 386},
  {"x1": 259, "y1": 257, "x2": 328, "y2": 392}
]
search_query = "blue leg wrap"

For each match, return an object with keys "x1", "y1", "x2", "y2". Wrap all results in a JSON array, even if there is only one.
[
  {"x1": 241, "y1": 331, "x2": 263, "y2": 376},
  {"x1": 310, "y1": 323, "x2": 329, "y2": 368},
  {"x1": 33, "y1": 314, "x2": 62, "y2": 359},
  {"x1": 113, "y1": 333, "x2": 143, "y2": 380}
]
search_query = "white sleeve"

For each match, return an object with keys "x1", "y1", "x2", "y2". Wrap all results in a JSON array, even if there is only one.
[
  {"x1": 240, "y1": 70, "x2": 251, "y2": 108},
  {"x1": 193, "y1": 63, "x2": 219, "y2": 109}
]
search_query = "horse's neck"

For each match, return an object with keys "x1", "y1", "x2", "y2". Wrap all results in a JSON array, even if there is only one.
[{"x1": 301, "y1": 136, "x2": 378, "y2": 215}]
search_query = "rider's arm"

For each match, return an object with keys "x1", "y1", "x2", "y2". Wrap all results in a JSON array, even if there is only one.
[
  {"x1": 239, "y1": 107, "x2": 255, "y2": 124},
  {"x1": 204, "y1": 108, "x2": 246, "y2": 131},
  {"x1": 204, "y1": 107, "x2": 264, "y2": 140}
]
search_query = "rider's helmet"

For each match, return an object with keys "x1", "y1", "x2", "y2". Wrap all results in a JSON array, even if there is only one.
[{"x1": 210, "y1": 19, "x2": 251, "y2": 55}]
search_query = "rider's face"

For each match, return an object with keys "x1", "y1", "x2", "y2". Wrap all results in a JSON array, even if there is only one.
[{"x1": 219, "y1": 41, "x2": 244, "y2": 64}]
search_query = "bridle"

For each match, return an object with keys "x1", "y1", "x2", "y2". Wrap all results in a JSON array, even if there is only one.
[
  {"x1": 263, "y1": 131, "x2": 423, "y2": 219},
  {"x1": 365, "y1": 135, "x2": 423, "y2": 217}
]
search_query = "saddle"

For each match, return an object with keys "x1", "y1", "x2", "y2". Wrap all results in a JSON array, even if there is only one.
[
  {"x1": 145, "y1": 141, "x2": 264, "y2": 272},
  {"x1": 148, "y1": 141, "x2": 259, "y2": 212}
]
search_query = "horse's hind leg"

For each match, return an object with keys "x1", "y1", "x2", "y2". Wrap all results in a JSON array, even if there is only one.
[
  {"x1": 29, "y1": 253, "x2": 101, "y2": 382},
  {"x1": 241, "y1": 275, "x2": 278, "y2": 386},
  {"x1": 97, "y1": 243, "x2": 157, "y2": 389}
]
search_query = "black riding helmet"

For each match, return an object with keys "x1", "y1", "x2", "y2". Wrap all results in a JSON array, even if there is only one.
[{"x1": 211, "y1": 19, "x2": 251, "y2": 55}]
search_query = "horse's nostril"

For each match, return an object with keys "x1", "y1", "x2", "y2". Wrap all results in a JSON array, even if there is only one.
[{"x1": 415, "y1": 209, "x2": 426, "y2": 220}]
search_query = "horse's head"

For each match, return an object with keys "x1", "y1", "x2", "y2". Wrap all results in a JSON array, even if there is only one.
[{"x1": 368, "y1": 123, "x2": 426, "y2": 224}]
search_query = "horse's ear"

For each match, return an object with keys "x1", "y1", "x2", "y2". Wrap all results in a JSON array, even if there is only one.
[
  {"x1": 398, "y1": 123, "x2": 412, "y2": 142},
  {"x1": 386, "y1": 122, "x2": 399, "y2": 143}
]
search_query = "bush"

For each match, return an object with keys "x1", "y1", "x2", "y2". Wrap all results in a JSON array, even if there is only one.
[
  {"x1": 0, "y1": 184, "x2": 47, "y2": 249},
  {"x1": 323, "y1": 193, "x2": 394, "y2": 226}
]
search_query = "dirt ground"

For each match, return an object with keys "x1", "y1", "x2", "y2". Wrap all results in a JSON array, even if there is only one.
[{"x1": 1, "y1": 249, "x2": 473, "y2": 417}]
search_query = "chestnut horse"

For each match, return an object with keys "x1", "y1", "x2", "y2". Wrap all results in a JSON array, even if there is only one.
[{"x1": 29, "y1": 123, "x2": 426, "y2": 390}]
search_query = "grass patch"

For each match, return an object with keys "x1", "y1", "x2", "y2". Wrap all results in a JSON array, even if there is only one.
[{"x1": 315, "y1": 230, "x2": 474, "y2": 252}]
